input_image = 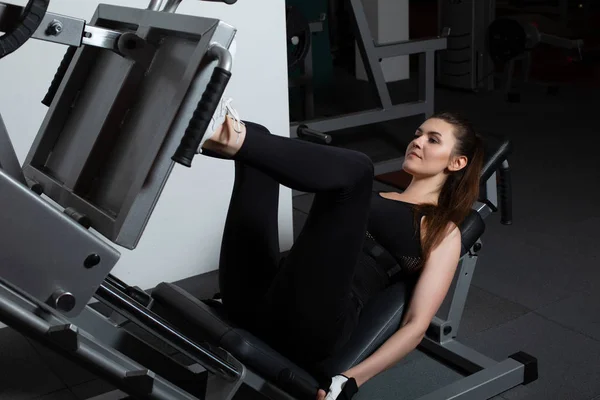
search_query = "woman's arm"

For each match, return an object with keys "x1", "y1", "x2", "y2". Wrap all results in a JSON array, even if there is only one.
[{"x1": 341, "y1": 224, "x2": 462, "y2": 387}]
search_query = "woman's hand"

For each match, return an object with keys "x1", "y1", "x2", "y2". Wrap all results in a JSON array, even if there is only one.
[{"x1": 316, "y1": 375, "x2": 358, "y2": 400}]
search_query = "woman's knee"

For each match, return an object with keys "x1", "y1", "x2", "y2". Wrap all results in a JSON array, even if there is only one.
[
  {"x1": 350, "y1": 150, "x2": 374, "y2": 182},
  {"x1": 243, "y1": 120, "x2": 272, "y2": 136},
  {"x1": 339, "y1": 150, "x2": 374, "y2": 192}
]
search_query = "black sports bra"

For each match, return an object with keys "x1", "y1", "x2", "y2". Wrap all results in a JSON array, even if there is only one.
[
  {"x1": 366, "y1": 191, "x2": 424, "y2": 273},
  {"x1": 350, "y1": 191, "x2": 424, "y2": 308}
]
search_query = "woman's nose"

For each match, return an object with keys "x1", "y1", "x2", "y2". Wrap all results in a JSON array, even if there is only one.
[{"x1": 412, "y1": 137, "x2": 424, "y2": 147}]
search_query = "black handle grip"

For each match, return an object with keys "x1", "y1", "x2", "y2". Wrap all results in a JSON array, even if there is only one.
[
  {"x1": 42, "y1": 45, "x2": 77, "y2": 106},
  {"x1": 498, "y1": 163, "x2": 512, "y2": 225},
  {"x1": 172, "y1": 66, "x2": 232, "y2": 167},
  {"x1": 0, "y1": 0, "x2": 50, "y2": 59},
  {"x1": 277, "y1": 369, "x2": 318, "y2": 400},
  {"x1": 297, "y1": 125, "x2": 332, "y2": 144}
]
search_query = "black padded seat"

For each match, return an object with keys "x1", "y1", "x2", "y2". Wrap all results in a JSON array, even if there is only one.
[{"x1": 151, "y1": 134, "x2": 512, "y2": 399}]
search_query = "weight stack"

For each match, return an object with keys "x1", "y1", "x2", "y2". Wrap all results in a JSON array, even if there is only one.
[
  {"x1": 286, "y1": 0, "x2": 333, "y2": 86},
  {"x1": 437, "y1": 0, "x2": 496, "y2": 92}
]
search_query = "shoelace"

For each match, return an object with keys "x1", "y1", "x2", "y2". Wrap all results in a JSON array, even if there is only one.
[{"x1": 223, "y1": 99, "x2": 245, "y2": 143}]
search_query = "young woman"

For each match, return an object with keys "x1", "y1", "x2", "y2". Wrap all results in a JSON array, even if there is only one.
[{"x1": 197, "y1": 99, "x2": 484, "y2": 400}]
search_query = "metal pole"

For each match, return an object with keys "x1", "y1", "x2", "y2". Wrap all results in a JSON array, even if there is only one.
[
  {"x1": 161, "y1": 0, "x2": 183, "y2": 13},
  {"x1": 147, "y1": 0, "x2": 167, "y2": 11},
  {"x1": 95, "y1": 281, "x2": 241, "y2": 381}
]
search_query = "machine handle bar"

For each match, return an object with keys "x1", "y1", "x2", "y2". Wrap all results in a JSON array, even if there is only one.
[
  {"x1": 172, "y1": 44, "x2": 233, "y2": 167},
  {"x1": 498, "y1": 160, "x2": 512, "y2": 225},
  {"x1": 297, "y1": 125, "x2": 332, "y2": 144}
]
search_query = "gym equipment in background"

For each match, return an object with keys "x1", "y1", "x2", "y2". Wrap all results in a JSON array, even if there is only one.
[
  {"x1": 437, "y1": 0, "x2": 497, "y2": 92},
  {"x1": 0, "y1": 1, "x2": 537, "y2": 399},
  {"x1": 501, "y1": 0, "x2": 594, "y2": 34},
  {"x1": 289, "y1": 0, "x2": 449, "y2": 177},
  {"x1": 436, "y1": 0, "x2": 586, "y2": 100},
  {"x1": 487, "y1": 14, "x2": 584, "y2": 101},
  {"x1": 286, "y1": 5, "x2": 312, "y2": 71},
  {"x1": 286, "y1": 4, "x2": 327, "y2": 121}
]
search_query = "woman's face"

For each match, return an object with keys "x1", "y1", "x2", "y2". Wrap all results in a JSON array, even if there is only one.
[{"x1": 403, "y1": 118, "x2": 464, "y2": 178}]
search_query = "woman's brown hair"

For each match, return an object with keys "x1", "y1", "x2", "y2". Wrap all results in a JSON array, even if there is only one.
[{"x1": 413, "y1": 111, "x2": 485, "y2": 266}]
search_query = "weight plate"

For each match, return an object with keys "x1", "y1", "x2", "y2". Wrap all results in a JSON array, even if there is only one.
[{"x1": 286, "y1": 5, "x2": 311, "y2": 70}]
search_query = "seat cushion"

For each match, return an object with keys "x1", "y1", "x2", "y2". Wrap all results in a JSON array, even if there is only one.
[{"x1": 313, "y1": 280, "x2": 413, "y2": 377}]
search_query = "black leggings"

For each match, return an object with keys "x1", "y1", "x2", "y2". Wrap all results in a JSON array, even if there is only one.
[{"x1": 209, "y1": 121, "x2": 374, "y2": 364}]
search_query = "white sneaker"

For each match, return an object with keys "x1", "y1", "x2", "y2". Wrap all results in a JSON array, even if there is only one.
[
  {"x1": 197, "y1": 97, "x2": 244, "y2": 153},
  {"x1": 197, "y1": 39, "x2": 242, "y2": 153}
]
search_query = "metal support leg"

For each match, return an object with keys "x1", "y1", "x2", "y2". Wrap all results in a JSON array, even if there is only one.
[
  {"x1": 348, "y1": 0, "x2": 393, "y2": 109},
  {"x1": 289, "y1": 0, "x2": 446, "y2": 139},
  {"x1": 418, "y1": 338, "x2": 535, "y2": 400},
  {"x1": 419, "y1": 51, "x2": 436, "y2": 118},
  {"x1": 429, "y1": 250, "x2": 480, "y2": 344}
]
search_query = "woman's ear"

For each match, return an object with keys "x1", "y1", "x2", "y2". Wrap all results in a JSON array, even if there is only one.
[{"x1": 448, "y1": 155, "x2": 468, "y2": 172}]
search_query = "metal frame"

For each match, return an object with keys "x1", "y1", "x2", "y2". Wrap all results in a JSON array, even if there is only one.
[
  {"x1": 290, "y1": 0, "x2": 447, "y2": 177},
  {"x1": 1, "y1": 2, "x2": 128, "y2": 50},
  {"x1": 414, "y1": 236, "x2": 533, "y2": 400},
  {"x1": 0, "y1": 278, "x2": 201, "y2": 400},
  {"x1": 20, "y1": 4, "x2": 236, "y2": 250},
  {"x1": 0, "y1": 163, "x2": 121, "y2": 318},
  {"x1": 0, "y1": 3, "x2": 249, "y2": 399},
  {"x1": 417, "y1": 339, "x2": 529, "y2": 400},
  {"x1": 437, "y1": 0, "x2": 496, "y2": 92},
  {"x1": 431, "y1": 246, "x2": 480, "y2": 344}
]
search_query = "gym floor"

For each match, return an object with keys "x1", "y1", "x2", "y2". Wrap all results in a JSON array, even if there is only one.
[{"x1": 1, "y1": 72, "x2": 599, "y2": 399}]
